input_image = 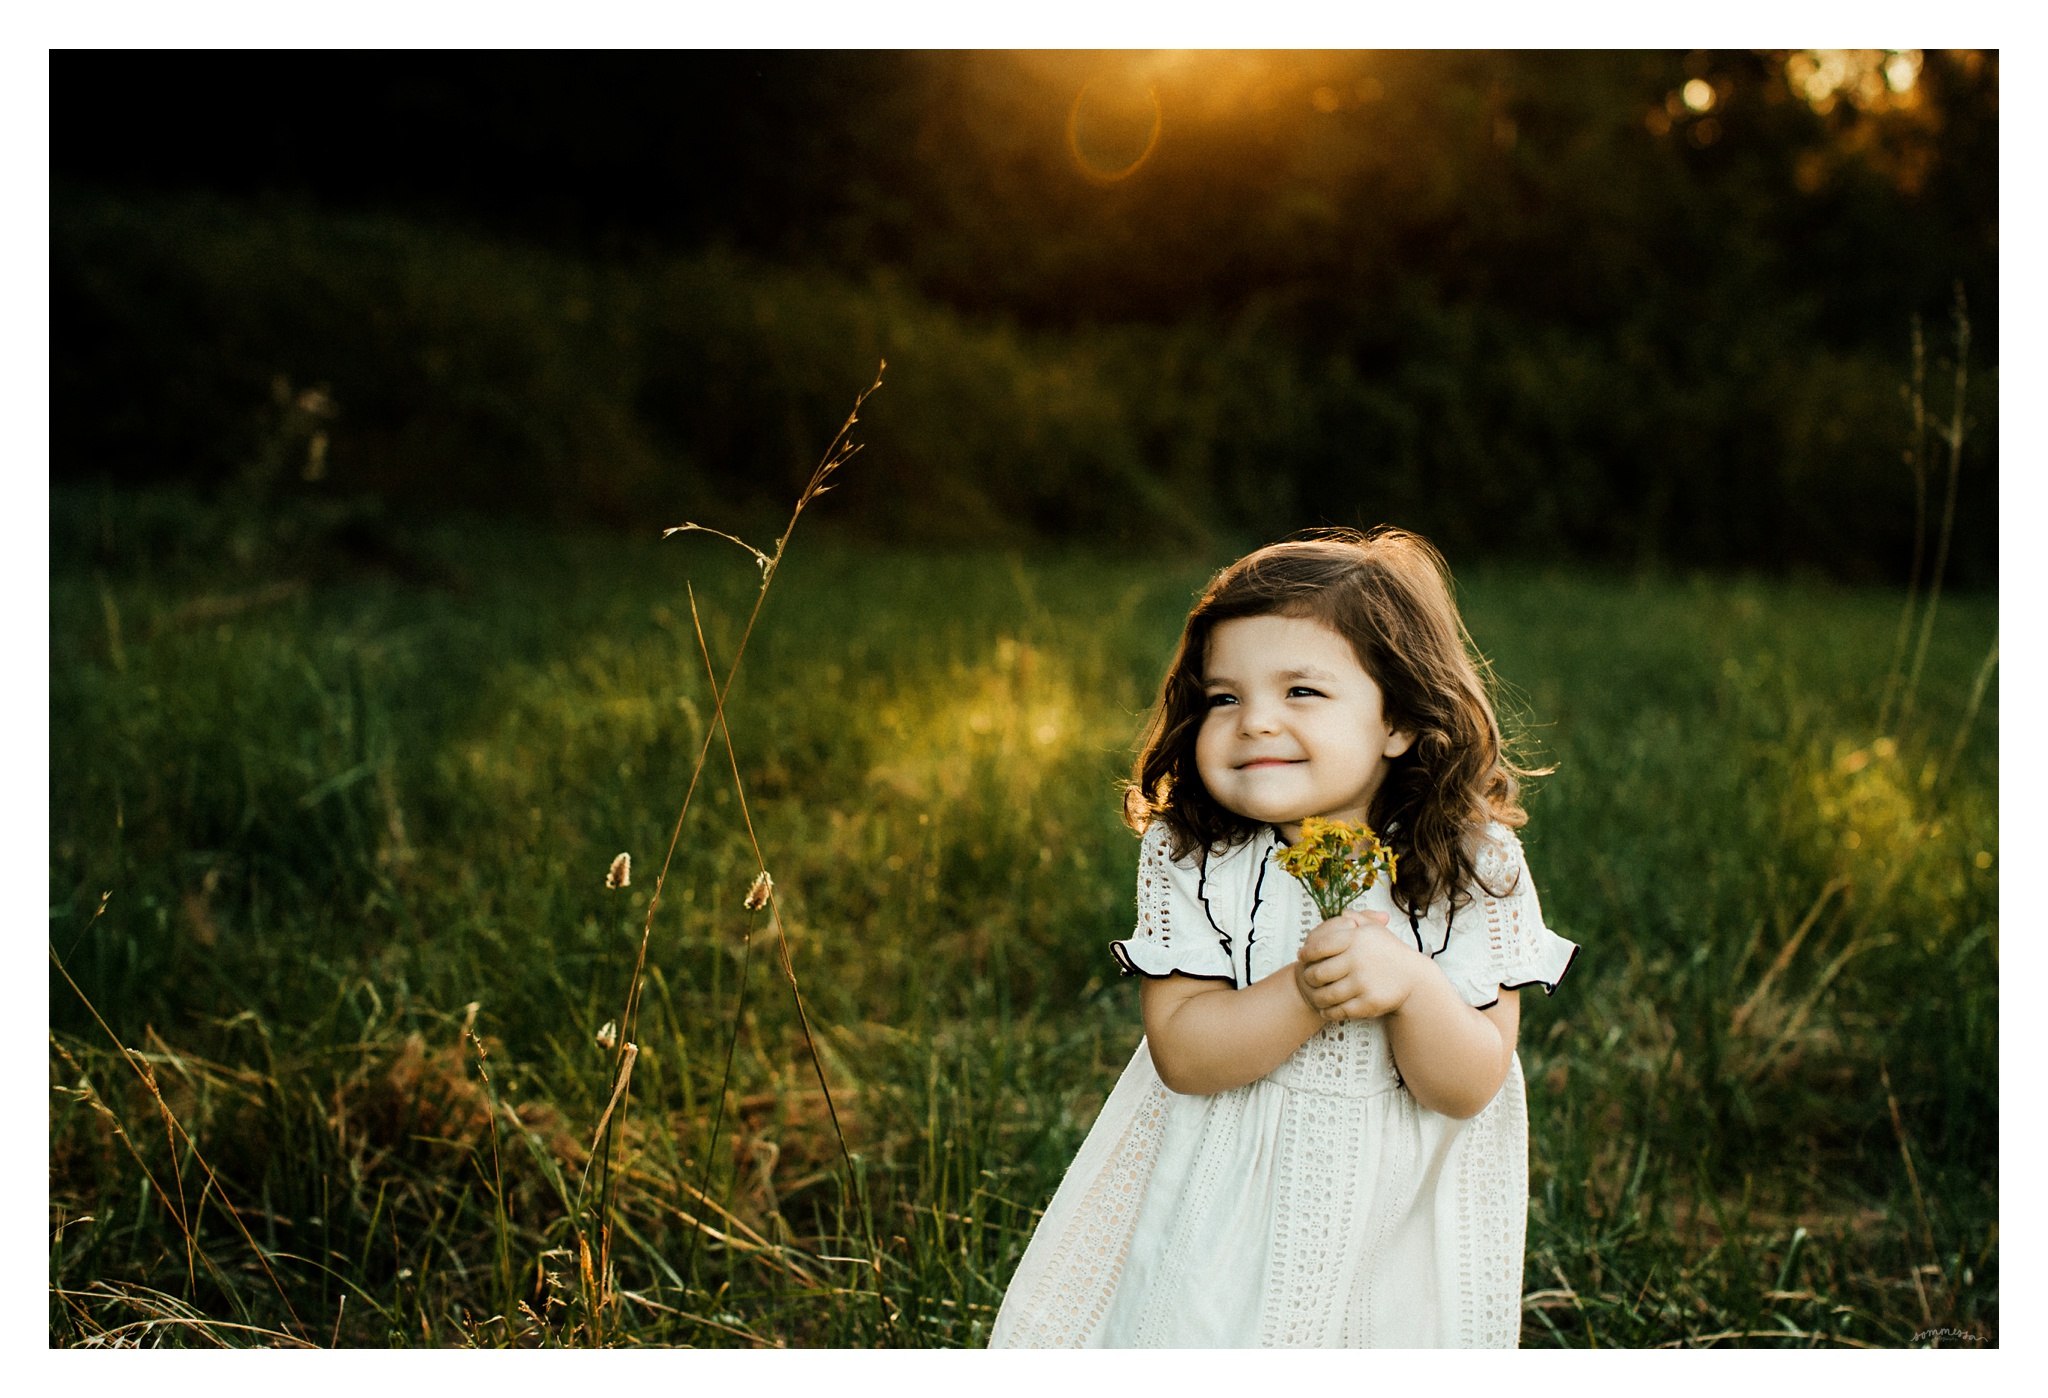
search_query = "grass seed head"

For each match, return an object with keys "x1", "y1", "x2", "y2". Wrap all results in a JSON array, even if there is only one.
[
  {"x1": 606, "y1": 852, "x2": 631, "y2": 889},
  {"x1": 744, "y1": 871, "x2": 774, "y2": 911}
]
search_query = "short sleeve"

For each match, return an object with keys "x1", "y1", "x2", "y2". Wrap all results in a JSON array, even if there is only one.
[
  {"x1": 1433, "y1": 827, "x2": 1578, "y2": 1009},
  {"x1": 1108, "y1": 823, "x2": 1237, "y2": 984}
]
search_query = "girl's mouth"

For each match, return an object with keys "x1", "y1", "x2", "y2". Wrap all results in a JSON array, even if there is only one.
[{"x1": 1238, "y1": 758, "x2": 1302, "y2": 769}]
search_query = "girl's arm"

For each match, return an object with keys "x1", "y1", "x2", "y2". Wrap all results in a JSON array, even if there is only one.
[
  {"x1": 1296, "y1": 914, "x2": 1520, "y2": 1119},
  {"x1": 1139, "y1": 911, "x2": 1396, "y2": 1095},
  {"x1": 1384, "y1": 981, "x2": 1519, "y2": 1120},
  {"x1": 1141, "y1": 970, "x2": 1321, "y2": 1096}
]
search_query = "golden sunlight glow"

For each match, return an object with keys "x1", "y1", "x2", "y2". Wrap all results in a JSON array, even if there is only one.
[
  {"x1": 1784, "y1": 50, "x2": 1922, "y2": 115},
  {"x1": 1001, "y1": 51, "x2": 1391, "y2": 188},
  {"x1": 1066, "y1": 74, "x2": 1164, "y2": 184},
  {"x1": 864, "y1": 636, "x2": 1094, "y2": 808},
  {"x1": 1682, "y1": 79, "x2": 1715, "y2": 113}
]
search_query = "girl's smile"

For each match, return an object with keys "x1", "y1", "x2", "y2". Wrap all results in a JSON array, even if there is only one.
[{"x1": 1195, "y1": 614, "x2": 1414, "y2": 841}]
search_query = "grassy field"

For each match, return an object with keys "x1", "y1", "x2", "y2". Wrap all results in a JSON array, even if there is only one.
[{"x1": 48, "y1": 486, "x2": 1997, "y2": 1348}]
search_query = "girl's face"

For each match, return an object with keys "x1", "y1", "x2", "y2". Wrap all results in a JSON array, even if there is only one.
[{"x1": 1195, "y1": 613, "x2": 1414, "y2": 842}]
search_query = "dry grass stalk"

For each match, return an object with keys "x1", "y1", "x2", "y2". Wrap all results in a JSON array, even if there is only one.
[
  {"x1": 49, "y1": 944, "x2": 310, "y2": 1341},
  {"x1": 618, "y1": 1289, "x2": 786, "y2": 1347},
  {"x1": 1898, "y1": 285, "x2": 1972, "y2": 730},
  {"x1": 1729, "y1": 876, "x2": 1847, "y2": 1036},
  {"x1": 578, "y1": 363, "x2": 884, "y2": 1339},
  {"x1": 54, "y1": 1282, "x2": 319, "y2": 1349},
  {"x1": 458, "y1": 1000, "x2": 516, "y2": 1319},
  {"x1": 1875, "y1": 315, "x2": 1928, "y2": 738},
  {"x1": 584, "y1": 1042, "x2": 639, "y2": 1166}
]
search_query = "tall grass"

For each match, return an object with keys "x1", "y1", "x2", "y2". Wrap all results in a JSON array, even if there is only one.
[
  {"x1": 49, "y1": 332, "x2": 1994, "y2": 1343},
  {"x1": 49, "y1": 515, "x2": 1995, "y2": 1346}
]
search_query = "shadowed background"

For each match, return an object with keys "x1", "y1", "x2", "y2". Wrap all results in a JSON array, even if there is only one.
[{"x1": 55, "y1": 49, "x2": 1994, "y2": 579}]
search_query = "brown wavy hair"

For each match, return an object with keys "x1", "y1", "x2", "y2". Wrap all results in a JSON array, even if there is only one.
[{"x1": 1123, "y1": 527, "x2": 1538, "y2": 916}]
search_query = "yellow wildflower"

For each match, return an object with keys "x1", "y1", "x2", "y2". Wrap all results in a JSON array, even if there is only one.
[{"x1": 1274, "y1": 816, "x2": 1398, "y2": 920}]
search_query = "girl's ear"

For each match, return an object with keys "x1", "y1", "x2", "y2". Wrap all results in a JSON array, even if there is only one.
[{"x1": 1384, "y1": 727, "x2": 1416, "y2": 759}]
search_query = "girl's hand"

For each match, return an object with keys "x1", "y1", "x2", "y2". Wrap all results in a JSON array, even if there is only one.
[{"x1": 1293, "y1": 911, "x2": 1422, "y2": 1022}]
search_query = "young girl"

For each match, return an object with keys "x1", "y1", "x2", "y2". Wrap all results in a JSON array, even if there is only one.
[{"x1": 988, "y1": 528, "x2": 1576, "y2": 1349}]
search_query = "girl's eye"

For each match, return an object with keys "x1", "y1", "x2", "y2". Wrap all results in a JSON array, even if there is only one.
[
  {"x1": 1205, "y1": 693, "x2": 1237, "y2": 708},
  {"x1": 1287, "y1": 686, "x2": 1325, "y2": 699}
]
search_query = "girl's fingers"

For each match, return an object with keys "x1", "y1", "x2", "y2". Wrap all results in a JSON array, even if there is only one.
[
  {"x1": 1318, "y1": 990, "x2": 1391, "y2": 1023},
  {"x1": 1302, "y1": 912, "x2": 1383, "y2": 961}
]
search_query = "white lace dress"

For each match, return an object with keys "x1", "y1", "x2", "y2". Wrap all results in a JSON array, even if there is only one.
[{"x1": 988, "y1": 821, "x2": 1578, "y2": 1348}]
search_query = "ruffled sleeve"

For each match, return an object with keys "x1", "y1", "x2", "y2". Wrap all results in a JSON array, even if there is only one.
[
  {"x1": 1432, "y1": 825, "x2": 1578, "y2": 1009},
  {"x1": 1109, "y1": 822, "x2": 1237, "y2": 984}
]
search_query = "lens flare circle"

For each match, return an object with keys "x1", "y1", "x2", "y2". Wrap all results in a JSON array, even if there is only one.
[{"x1": 1066, "y1": 77, "x2": 1163, "y2": 186}]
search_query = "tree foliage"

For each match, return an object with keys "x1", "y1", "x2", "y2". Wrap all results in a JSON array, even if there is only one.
[{"x1": 51, "y1": 51, "x2": 1996, "y2": 581}]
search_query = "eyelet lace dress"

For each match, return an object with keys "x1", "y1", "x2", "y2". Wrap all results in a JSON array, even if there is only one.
[{"x1": 988, "y1": 820, "x2": 1577, "y2": 1348}]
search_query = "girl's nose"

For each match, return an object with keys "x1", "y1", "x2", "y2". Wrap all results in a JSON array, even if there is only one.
[{"x1": 1238, "y1": 698, "x2": 1283, "y2": 735}]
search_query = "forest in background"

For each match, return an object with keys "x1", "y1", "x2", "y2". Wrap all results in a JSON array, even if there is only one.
[{"x1": 51, "y1": 50, "x2": 1997, "y2": 583}]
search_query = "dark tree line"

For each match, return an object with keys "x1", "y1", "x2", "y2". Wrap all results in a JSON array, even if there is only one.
[{"x1": 52, "y1": 51, "x2": 1997, "y2": 582}]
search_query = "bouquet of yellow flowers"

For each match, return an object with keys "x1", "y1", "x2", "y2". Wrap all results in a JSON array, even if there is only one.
[{"x1": 1274, "y1": 816, "x2": 1399, "y2": 920}]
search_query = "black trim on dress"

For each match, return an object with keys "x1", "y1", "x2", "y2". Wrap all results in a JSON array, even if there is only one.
[
  {"x1": 1195, "y1": 849, "x2": 1235, "y2": 981},
  {"x1": 1469, "y1": 941, "x2": 1580, "y2": 1009},
  {"x1": 1108, "y1": 940, "x2": 1238, "y2": 983},
  {"x1": 1406, "y1": 903, "x2": 1456, "y2": 958},
  {"x1": 1242, "y1": 834, "x2": 1273, "y2": 989}
]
